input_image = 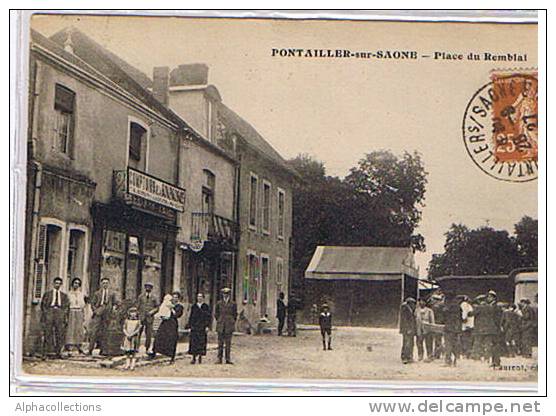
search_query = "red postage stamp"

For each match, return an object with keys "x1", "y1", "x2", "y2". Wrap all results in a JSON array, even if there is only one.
[{"x1": 462, "y1": 70, "x2": 538, "y2": 182}]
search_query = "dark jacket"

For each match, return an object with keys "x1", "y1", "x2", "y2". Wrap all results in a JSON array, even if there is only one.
[
  {"x1": 187, "y1": 303, "x2": 211, "y2": 331},
  {"x1": 276, "y1": 299, "x2": 286, "y2": 319},
  {"x1": 442, "y1": 302, "x2": 463, "y2": 333},
  {"x1": 319, "y1": 312, "x2": 332, "y2": 330},
  {"x1": 501, "y1": 309, "x2": 521, "y2": 334},
  {"x1": 521, "y1": 305, "x2": 537, "y2": 331},
  {"x1": 40, "y1": 289, "x2": 70, "y2": 321},
  {"x1": 215, "y1": 299, "x2": 237, "y2": 335},
  {"x1": 90, "y1": 288, "x2": 118, "y2": 317},
  {"x1": 470, "y1": 303, "x2": 502, "y2": 335},
  {"x1": 399, "y1": 302, "x2": 416, "y2": 335},
  {"x1": 136, "y1": 292, "x2": 159, "y2": 321}
]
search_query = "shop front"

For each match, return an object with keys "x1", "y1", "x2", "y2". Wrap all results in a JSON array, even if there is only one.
[
  {"x1": 181, "y1": 212, "x2": 238, "y2": 320},
  {"x1": 89, "y1": 168, "x2": 185, "y2": 301}
]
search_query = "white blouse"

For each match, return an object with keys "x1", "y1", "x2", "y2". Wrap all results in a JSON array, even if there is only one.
[{"x1": 68, "y1": 290, "x2": 86, "y2": 309}]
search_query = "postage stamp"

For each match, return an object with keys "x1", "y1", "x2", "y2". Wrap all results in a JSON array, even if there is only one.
[{"x1": 462, "y1": 71, "x2": 538, "y2": 182}]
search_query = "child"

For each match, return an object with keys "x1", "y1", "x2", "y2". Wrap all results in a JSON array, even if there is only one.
[
  {"x1": 319, "y1": 303, "x2": 333, "y2": 350},
  {"x1": 122, "y1": 307, "x2": 143, "y2": 370},
  {"x1": 156, "y1": 294, "x2": 174, "y2": 320}
]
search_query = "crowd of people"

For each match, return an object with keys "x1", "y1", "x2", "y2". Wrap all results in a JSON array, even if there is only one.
[
  {"x1": 398, "y1": 290, "x2": 539, "y2": 367},
  {"x1": 39, "y1": 276, "x2": 243, "y2": 369}
]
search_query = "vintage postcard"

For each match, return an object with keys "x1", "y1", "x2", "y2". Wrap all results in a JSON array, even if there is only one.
[{"x1": 13, "y1": 11, "x2": 540, "y2": 392}]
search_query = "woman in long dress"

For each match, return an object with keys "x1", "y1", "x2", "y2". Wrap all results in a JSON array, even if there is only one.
[
  {"x1": 65, "y1": 277, "x2": 87, "y2": 355},
  {"x1": 186, "y1": 293, "x2": 211, "y2": 364},
  {"x1": 152, "y1": 291, "x2": 184, "y2": 363}
]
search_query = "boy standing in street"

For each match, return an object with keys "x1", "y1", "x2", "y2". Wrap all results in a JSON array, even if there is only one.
[{"x1": 319, "y1": 303, "x2": 333, "y2": 350}]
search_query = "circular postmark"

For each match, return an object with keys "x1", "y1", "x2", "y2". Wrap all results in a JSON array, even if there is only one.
[{"x1": 462, "y1": 72, "x2": 538, "y2": 182}]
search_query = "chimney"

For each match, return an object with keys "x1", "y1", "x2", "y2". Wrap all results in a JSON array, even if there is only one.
[
  {"x1": 169, "y1": 63, "x2": 209, "y2": 86},
  {"x1": 152, "y1": 66, "x2": 170, "y2": 105}
]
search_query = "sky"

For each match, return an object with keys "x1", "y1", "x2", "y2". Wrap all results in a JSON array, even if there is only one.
[{"x1": 31, "y1": 14, "x2": 539, "y2": 276}]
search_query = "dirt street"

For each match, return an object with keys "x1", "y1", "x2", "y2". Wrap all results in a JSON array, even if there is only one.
[{"x1": 22, "y1": 327, "x2": 537, "y2": 384}]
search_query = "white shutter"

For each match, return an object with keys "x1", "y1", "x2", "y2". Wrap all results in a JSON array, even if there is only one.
[{"x1": 33, "y1": 224, "x2": 48, "y2": 302}]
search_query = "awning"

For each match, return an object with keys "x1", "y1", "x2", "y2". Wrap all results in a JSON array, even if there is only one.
[{"x1": 305, "y1": 246, "x2": 418, "y2": 281}]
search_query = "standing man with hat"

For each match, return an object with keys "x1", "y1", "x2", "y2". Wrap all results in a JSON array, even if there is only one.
[
  {"x1": 136, "y1": 282, "x2": 159, "y2": 355},
  {"x1": 40, "y1": 277, "x2": 70, "y2": 358},
  {"x1": 399, "y1": 297, "x2": 417, "y2": 364},
  {"x1": 215, "y1": 287, "x2": 237, "y2": 364},
  {"x1": 87, "y1": 277, "x2": 118, "y2": 355},
  {"x1": 469, "y1": 290, "x2": 502, "y2": 366}
]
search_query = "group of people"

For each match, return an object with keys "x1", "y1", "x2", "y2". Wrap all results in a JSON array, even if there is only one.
[
  {"x1": 39, "y1": 276, "x2": 240, "y2": 369},
  {"x1": 399, "y1": 290, "x2": 538, "y2": 367},
  {"x1": 276, "y1": 292, "x2": 300, "y2": 337}
]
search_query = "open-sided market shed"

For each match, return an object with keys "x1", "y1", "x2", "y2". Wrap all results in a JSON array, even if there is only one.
[{"x1": 304, "y1": 246, "x2": 419, "y2": 327}]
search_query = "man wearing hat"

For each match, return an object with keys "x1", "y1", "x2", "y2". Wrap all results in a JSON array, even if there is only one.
[
  {"x1": 215, "y1": 287, "x2": 237, "y2": 364},
  {"x1": 87, "y1": 277, "x2": 118, "y2": 355},
  {"x1": 469, "y1": 290, "x2": 502, "y2": 366},
  {"x1": 40, "y1": 277, "x2": 70, "y2": 358},
  {"x1": 519, "y1": 298, "x2": 536, "y2": 358},
  {"x1": 441, "y1": 292, "x2": 463, "y2": 366},
  {"x1": 399, "y1": 297, "x2": 417, "y2": 364},
  {"x1": 136, "y1": 282, "x2": 159, "y2": 354}
]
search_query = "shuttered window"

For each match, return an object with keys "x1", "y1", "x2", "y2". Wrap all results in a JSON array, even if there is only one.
[{"x1": 32, "y1": 224, "x2": 48, "y2": 302}]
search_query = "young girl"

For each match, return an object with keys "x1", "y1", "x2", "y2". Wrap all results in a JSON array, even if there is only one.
[{"x1": 122, "y1": 307, "x2": 143, "y2": 370}]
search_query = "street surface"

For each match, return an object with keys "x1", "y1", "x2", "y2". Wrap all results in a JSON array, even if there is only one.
[{"x1": 22, "y1": 326, "x2": 537, "y2": 383}]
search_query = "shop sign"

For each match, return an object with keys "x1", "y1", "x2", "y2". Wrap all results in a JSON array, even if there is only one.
[{"x1": 127, "y1": 168, "x2": 185, "y2": 212}]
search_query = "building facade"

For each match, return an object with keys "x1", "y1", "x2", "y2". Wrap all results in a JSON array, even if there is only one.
[
  {"x1": 23, "y1": 29, "x2": 296, "y2": 352},
  {"x1": 158, "y1": 63, "x2": 297, "y2": 325},
  {"x1": 23, "y1": 29, "x2": 194, "y2": 354}
]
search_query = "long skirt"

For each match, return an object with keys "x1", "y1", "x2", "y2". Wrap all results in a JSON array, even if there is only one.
[
  {"x1": 188, "y1": 329, "x2": 207, "y2": 356},
  {"x1": 66, "y1": 309, "x2": 85, "y2": 345},
  {"x1": 154, "y1": 319, "x2": 179, "y2": 358}
]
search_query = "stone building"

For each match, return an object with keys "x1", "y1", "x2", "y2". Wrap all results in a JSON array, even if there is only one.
[
  {"x1": 23, "y1": 28, "x2": 296, "y2": 352},
  {"x1": 156, "y1": 63, "x2": 298, "y2": 324}
]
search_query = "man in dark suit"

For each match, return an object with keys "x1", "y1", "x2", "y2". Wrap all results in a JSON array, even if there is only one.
[
  {"x1": 215, "y1": 287, "x2": 237, "y2": 364},
  {"x1": 276, "y1": 292, "x2": 286, "y2": 336},
  {"x1": 136, "y1": 282, "x2": 159, "y2": 354},
  {"x1": 469, "y1": 290, "x2": 503, "y2": 366},
  {"x1": 87, "y1": 277, "x2": 118, "y2": 355},
  {"x1": 40, "y1": 277, "x2": 70, "y2": 358},
  {"x1": 399, "y1": 297, "x2": 416, "y2": 364}
]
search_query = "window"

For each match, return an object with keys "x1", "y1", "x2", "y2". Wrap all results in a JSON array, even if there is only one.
[
  {"x1": 129, "y1": 121, "x2": 147, "y2": 171},
  {"x1": 33, "y1": 223, "x2": 63, "y2": 302},
  {"x1": 249, "y1": 174, "x2": 258, "y2": 229},
  {"x1": 262, "y1": 181, "x2": 271, "y2": 235},
  {"x1": 260, "y1": 256, "x2": 269, "y2": 316},
  {"x1": 53, "y1": 84, "x2": 75, "y2": 155},
  {"x1": 247, "y1": 252, "x2": 258, "y2": 304},
  {"x1": 276, "y1": 257, "x2": 284, "y2": 294},
  {"x1": 202, "y1": 170, "x2": 215, "y2": 215},
  {"x1": 276, "y1": 257, "x2": 284, "y2": 285},
  {"x1": 66, "y1": 229, "x2": 86, "y2": 283},
  {"x1": 277, "y1": 188, "x2": 286, "y2": 239}
]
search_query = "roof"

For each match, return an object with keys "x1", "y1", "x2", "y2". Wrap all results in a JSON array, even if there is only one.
[
  {"x1": 514, "y1": 271, "x2": 538, "y2": 284},
  {"x1": 434, "y1": 275, "x2": 509, "y2": 282},
  {"x1": 217, "y1": 103, "x2": 299, "y2": 178},
  {"x1": 31, "y1": 28, "x2": 237, "y2": 165},
  {"x1": 47, "y1": 28, "x2": 180, "y2": 125},
  {"x1": 305, "y1": 246, "x2": 418, "y2": 281}
]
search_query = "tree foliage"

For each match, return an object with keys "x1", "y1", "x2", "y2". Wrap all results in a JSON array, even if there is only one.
[
  {"x1": 427, "y1": 216, "x2": 538, "y2": 278},
  {"x1": 288, "y1": 151, "x2": 428, "y2": 291}
]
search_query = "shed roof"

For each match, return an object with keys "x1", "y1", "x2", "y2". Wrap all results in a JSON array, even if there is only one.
[
  {"x1": 305, "y1": 246, "x2": 418, "y2": 281},
  {"x1": 434, "y1": 274, "x2": 509, "y2": 282}
]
